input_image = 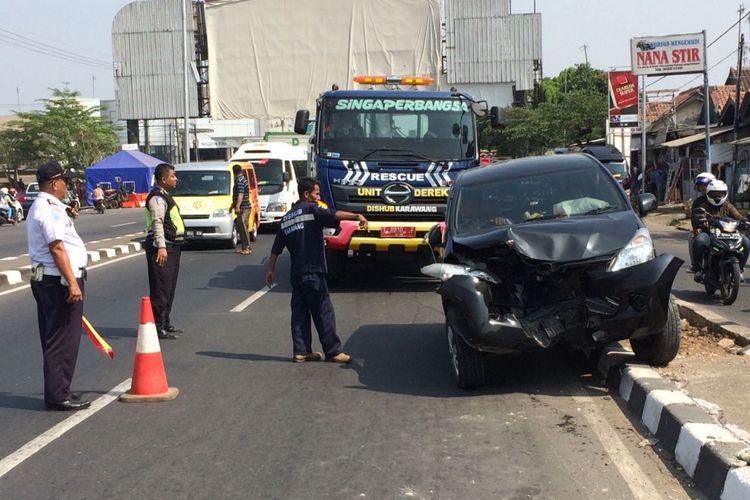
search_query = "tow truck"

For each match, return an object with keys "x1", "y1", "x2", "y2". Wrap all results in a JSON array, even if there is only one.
[{"x1": 294, "y1": 75, "x2": 503, "y2": 281}]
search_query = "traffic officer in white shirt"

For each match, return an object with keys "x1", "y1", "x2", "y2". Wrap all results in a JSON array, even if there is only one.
[{"x1": 26, "y1": 160, "x2": 90, "y2": 411}]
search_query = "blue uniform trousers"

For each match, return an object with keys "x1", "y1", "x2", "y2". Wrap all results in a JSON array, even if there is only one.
[
  {"x1": 290, "y1": 273, "x2": 342, "y2": 356},
  {"x1": 30, "y1": 275, "x2": 84, "y2": 404}
]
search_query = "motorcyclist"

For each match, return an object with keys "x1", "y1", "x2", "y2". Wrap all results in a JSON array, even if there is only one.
[
  {"x1": 92, "y1": 184, "x2": 105, "y2": 210},
  {"x1": 691, "y1": 179, "x2": 750, "y2": 283},
  {"x1": 0, "y1": 187, "x2": 16, "y2": 224},
  {"x1": 688, "y1": 172, "x2": 716, "y2": 271},
  {"x1": 6, "y1": 187, "x2": 23, "y2": 221}
]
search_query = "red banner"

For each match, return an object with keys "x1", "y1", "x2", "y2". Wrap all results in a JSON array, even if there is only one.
[{"x1": 608, "y1": 71, "x2": 639, "y2": 128}]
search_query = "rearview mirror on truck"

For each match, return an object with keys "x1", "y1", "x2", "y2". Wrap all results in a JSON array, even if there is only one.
[
  {"x1": 294, "y1": 110, "x2": 310, "y2": 135},
  {"x1": 490, "y1": 106, "x2": 506, "y2": 129},
  {"x1": 470, "y1": 101, "x2": 488, "y2": 117}
]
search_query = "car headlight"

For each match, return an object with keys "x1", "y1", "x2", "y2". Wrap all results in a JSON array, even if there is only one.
[
  {"x1": 608, "y1": 228, "x2": 655, "y2": 272},
  {"x1": 212, "y1": 208, "x2": 230, "y2": 218},
  {"x1": 267, "y1": 202, "x2": 288, "y2": 212},
  {"x1": 421, "y1": 263, "x2": 499, "y2": 284}
]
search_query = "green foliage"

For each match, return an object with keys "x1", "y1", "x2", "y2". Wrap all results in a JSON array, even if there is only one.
[
  {"x1": 0, "y1": 88, "x2": 119, "y2": 170},
  {"x1": 479, "y1": 64, "x2": 608, "y2": 157}
]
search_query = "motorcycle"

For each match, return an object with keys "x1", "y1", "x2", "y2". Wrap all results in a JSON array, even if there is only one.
[
  {"x1": 65, "y1": 191, "x2": 81, "y2": 219},
  {"x1": 103, "y1": 189, "x2": 122, "y2": 209},
  {"x1": 94, "y1": 198, "x2": 106, "y2": 214},
  {"x1": 695, "y1": 208, "x2": 747, "y2": 305}
]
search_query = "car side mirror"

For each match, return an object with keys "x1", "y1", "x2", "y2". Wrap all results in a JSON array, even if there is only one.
[
  {"x1": 282, "y1": 171, "x2": 291, "y2": 183},
  {"x1": 637, "y1": 193, "x2": 657, "y2": 215},
  {"x1": 426, "y1": 223, "x2": 444, "y2": 248},
  {"x1": 490, "y1": 106, "x2": 506, "y2": 129},
  {"x1": 294, "y1": 110, "x2": 310, "y2": 135}
]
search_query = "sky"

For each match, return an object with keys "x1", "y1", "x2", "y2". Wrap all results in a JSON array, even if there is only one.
[{"x1": 0, "y1": 0, "x2": 745, "y2": 116}]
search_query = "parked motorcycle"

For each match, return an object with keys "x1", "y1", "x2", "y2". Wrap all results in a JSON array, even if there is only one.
[
  {"x1": 103, "y1": 189, "x2": 122, "y2": 209},
  {"x1": 695, "y1": 208, "x2": 747, "y2": 305}
]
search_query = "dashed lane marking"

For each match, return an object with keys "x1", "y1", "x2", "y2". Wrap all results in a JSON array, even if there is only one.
[
  {"x1": 111, "y1": 222, "x2": 137, "y2": 228},
  {"x1": 0, "y1": 379, "x2": 131, "y2": 479},
  {"x1": 230, "y1": 284, "x2": 276, "y2": 312}
]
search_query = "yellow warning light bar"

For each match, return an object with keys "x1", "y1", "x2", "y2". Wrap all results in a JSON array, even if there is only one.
[
  {"x1": 399, "y1": 76, "x2": 434, "y2": 85},
  {"x1": 352, "y1": 75, "x2": 434, "y2": 86},
  {"x1": 353, "y1": 75, "x2": 387, "y2": 84}
]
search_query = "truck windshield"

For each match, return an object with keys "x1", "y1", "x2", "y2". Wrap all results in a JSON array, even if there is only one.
[
  {"x1": 249, "y1": 159, "x2": 285, "y2": 195},
  {"x1": 319, "y1": 97, "x2": 476, "y2": 162},
  {"x1": 172, "y1": 171, "x2": 230, "y2": 196}
]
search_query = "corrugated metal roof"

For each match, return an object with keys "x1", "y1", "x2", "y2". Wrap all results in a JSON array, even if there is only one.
[
  {"x1": 660, "y1": 126, "x2": 733, "y2": 148},
  {"x1": 112, "y1": 0, "x2": 198, "y2": 120},
  {"x1": 444, "y1": 2, "x2": 540, "y2": 90}
]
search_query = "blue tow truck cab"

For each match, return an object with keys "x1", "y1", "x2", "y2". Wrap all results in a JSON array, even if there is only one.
[{"x1": 294, "y1": 77, "x2": 502, "y2": 280}]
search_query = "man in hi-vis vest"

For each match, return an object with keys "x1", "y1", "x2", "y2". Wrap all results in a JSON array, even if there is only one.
[{"x1": 145, "y1": 163, "x2": 185, "y2": 340}]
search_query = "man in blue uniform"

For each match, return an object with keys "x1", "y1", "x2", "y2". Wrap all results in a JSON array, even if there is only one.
[
  {"x1": 266, "y1": 177, "x2": 367, "y2": 363},
  {"x1": 27, "y1": 160, "x2": 90, "y2": 411}
]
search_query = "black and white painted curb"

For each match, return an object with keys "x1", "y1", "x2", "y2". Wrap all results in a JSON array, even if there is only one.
[
  {"x1": 598, "y1": 344, "x2": 750, "y2": 500},
  {"x1": 0, "y1": 241, "x2": 143, "y2": 291}
]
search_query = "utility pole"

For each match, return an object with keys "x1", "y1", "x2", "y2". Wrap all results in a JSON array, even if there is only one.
[
  {"x1": 733, "y1": 4, "x2": 745, "y2": 200},
  {"x1": 16, "y1": 87, "x2": 20, "y2": 111},
  {"x1": 181, "y1": 0, "x2": 191, "y2": 163},
  {"x1": 61, "y1": 81, "x2": 71, "y2": 91},
  {"x1": 580, "y1": 44, "x2": 589, "y2": 65},
  {"x1": 92, "y1": 75, "x2": 96, "y2": 97}
]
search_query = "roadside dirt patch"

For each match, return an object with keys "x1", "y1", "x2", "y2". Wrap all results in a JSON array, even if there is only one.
[{"x1": 655, "y1": 319, "x2": 750, "y2": 435}]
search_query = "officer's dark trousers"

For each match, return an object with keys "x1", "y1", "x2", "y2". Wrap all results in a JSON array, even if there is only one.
[
  {"x1": 145, "y1": 239, "x2": 181, "y2": 330},
  {"x1": 31, "y1": 276, "x2": 84, "y2": 403},
  {"x1": 290, "y1": 273, "x2": 342, "y2": 356}
]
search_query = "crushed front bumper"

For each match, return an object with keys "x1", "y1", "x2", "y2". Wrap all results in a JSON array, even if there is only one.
[{"x1": 440, "y1": 254, "x2": 683, "y2": 354}]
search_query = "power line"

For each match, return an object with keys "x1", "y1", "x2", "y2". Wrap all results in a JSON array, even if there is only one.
[
  {"x1": 0, "y1": 20, "x2": 112, "y2": 59},
  {"x1": 646, "y1": 9, "x2": 750, "y2": 89},
  {"x1": 0, "y1": 27, "x2": 111, "y2": 67},
  {"x1": 678, "y1": 47, "x2": 740, "y2": 90},
  {"x1": 0, "y1": 35, "x2": 111, "y2": 70}
]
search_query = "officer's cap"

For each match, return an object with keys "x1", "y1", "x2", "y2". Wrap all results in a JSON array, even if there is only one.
[{"x1": 36, "y1": 160, "x2": 65, "y2": 184}]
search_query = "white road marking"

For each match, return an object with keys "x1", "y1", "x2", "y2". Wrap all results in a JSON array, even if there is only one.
[
  {"x1": 111, "y1": 222, "x2": 137, "y2": 228},
  {"x1": 230, "y1": 284, "x2": 275, "y2": 312},
  {"x1": 0, "y1": 251, "x2": 143, "y2": 298},
  {"x1": 0, "y1": 256, "x2": 19, "y2": 261},
  {"x1": 0, "y1": 378, "x2": 132, "y2": 479},
  {"x1": 572, "y1": 392, "x2": 662, "y2": 500}
]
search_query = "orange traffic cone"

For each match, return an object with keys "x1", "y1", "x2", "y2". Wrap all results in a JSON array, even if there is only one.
[{"x1": 119, "y1": 296, "x2": 179, "y2": 403}]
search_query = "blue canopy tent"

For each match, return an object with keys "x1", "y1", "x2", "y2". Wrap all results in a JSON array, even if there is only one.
[{"x1": 85, "y1": 150, "x2": 163, "y2": 204}]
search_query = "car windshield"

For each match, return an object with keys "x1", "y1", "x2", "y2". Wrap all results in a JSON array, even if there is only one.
[
  {"x1": 603, "y1": 161, "x2": 628, "y2": 180},
  {"x1": 249, "y1": 159, "x2": 284, "y2": 195},
  {"x1": 319, "y1": 97, "x2": 476, "y2": 162},
  {"x1": 26, "y1": 183, "x2": 39, "y2": 193},
  {"x1": 172, "y1": 171, "x2": 230, "y2": 196},
  {"x1": 454, "y1": 166, "x2": 628, "y2": 235}
]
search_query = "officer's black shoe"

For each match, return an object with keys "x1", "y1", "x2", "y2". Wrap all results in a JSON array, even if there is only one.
[
  {"x1": 158, "y1": 329, "x2": 179, "y2": 340},
  {"x1": 45, "y1": 399, "x2": 91, "y2": 411},
  {"x1": 165, "y1": 325, "x2": 183, "y2": 334}
]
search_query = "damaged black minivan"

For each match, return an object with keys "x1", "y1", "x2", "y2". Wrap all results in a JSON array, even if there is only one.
[{"x1": 423, "y1": 154, "x2": 683, "y2": 389}]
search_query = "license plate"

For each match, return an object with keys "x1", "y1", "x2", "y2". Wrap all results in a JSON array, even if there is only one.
[
  {"x1": 186, "y1": 230, "x2": 194, "y2": 236},
  {"x1": 381, "y1": 226, "x2": 416, "y2": 238},
  {"x1": 718, "y1": 233, "x2": 740, "y2": 239}
]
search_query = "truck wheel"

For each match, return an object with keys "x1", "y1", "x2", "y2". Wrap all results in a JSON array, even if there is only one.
[
  {"x1": 446, "y1": 310, "x2": 485, "y2": 390},
  {"x1": 249, "y1": 216, "x2": 259, "y2": 242},
  {"x1": 630, "y1": 296, "x2": 680, "y2": 366},
  {"x1": 325, "y1": 249, "x2": 346, "y2": 286}
]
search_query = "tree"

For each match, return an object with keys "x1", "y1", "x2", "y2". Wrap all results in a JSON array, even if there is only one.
[
  {"x1": 0, "y1": 88, "x2": 119, "y2": 173},
  {"x1": 479, "y1": 64, "x2": 608, "y2": 157}
]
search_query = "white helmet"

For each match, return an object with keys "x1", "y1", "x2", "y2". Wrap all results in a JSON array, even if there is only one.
[
  {"x1": 695, "y1": 172, "x2": 716, "y2": 188},
  {"x1": 0, "y1": 187, "x2": 7, "y2": 195},
  {"x1": 706, "y1": 180, "x2": 728, "y2": 207}
]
